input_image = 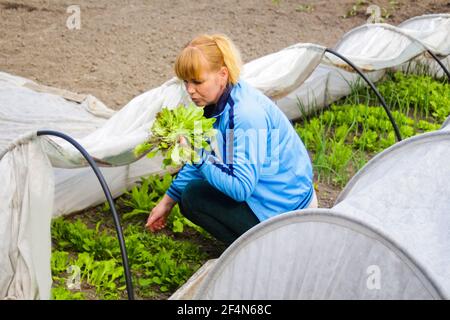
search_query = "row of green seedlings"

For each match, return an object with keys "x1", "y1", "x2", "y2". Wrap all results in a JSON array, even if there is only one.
[
  {"x1": 51, "y1": 173, "x2": 214, "y2": 300},
  {"x1": 295, "y1": 71, "x2": 449, "y2": 187}
]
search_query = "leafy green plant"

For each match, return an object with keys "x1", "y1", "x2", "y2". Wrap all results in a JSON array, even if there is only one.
[
  {"x1": 122, "y1": 177, "x2": 161, "y2": 220},
  {"x1": 120, "y1": 173, "x2": 205, "y2": 234},
  {"x1": 147, "y1": 172, "x2": 173, "y2": 195},
  {"x1": 296, "y1": 4, "x2": 314, "y2": 13},
  {"x1": 295, "y1": 98, "x2": 441, "y2": 186},
  {"x1": 348, "y1": 72, "x2": 450, "y2": 123},
  {"x1": 52, "y1": 218, "x2": 120, "y2": 260},
  {"x1": 51, "y1": 211, "x2": 210, "y2": 299},
  {"x1": 326, "y1": 140, "x2": 353, "y2": 185},
  {"x1": 124, "y1": 224, "x2": 208, "y2": 295},
  {"x1": 51, "y1": 250, "x2": 71, "y2": 274},
  {"x1": 382, "y1": 0, "x2": 400, "y2": 19},
  {"x1": 74, "y1": 252, "x2": 124, "y2": 298},
  {"x1": 51, "y1": 286, "x2": 85, "y2": 300},
  {"x1": 342, "y1": 0, "x2": 367, "y2": 19},
  {"x1": 134, "y1": 104, "x2": 217, "y2": 168}
]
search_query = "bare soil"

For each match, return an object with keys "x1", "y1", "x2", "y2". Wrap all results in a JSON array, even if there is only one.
[{"x1": 1, "y1": 0, "x2": 448, "y2": 110}]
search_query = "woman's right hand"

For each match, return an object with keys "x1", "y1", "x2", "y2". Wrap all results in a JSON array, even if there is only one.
[{"x1": 145, "y1": 194, "x2": 176, "y2": 232}]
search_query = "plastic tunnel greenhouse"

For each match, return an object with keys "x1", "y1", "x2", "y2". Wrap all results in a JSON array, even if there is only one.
[{"x1": 0, "y1": 14, "x2": 449, "y2": 299}]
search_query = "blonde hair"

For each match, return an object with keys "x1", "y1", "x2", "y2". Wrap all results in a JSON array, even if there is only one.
[{"x1": 174, "y1": 34, "x2": 242, "y2": 85}]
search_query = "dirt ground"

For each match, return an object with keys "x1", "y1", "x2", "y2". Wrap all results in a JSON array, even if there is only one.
[
  {"x1": 0, "y1": 0, "x2": 449, "y2": 206},
  {"x1": 1, "y1": 0, "x2": 448, "y2": 108}
]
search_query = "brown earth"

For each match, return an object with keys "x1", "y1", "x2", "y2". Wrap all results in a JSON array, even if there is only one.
[
  {"x1": 1, "y1": 0, "x2": 449, "y2": 110},
  {"x1": 0, "y1": 0, "x2": 449, "y2": 207}
]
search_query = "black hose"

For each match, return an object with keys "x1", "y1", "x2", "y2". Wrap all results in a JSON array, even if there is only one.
[
  {"x1": 325, "y1": 48, "x2": 402, "y2": 142},
  {"x1": 426, "y1": 49, "x2": 450, "y2": 81},
  {"x1": 37, "y1": 130, "x2": 135, "y2": 300}
]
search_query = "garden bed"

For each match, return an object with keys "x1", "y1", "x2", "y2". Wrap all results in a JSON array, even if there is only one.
[{"x1": 51, "y1": 71, "x2": 449, "y2": 299}]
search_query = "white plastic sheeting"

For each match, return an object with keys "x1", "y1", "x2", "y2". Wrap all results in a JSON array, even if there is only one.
[
  {"x1": 0, "y1": 14, "x2": 449, "y2": 299},
  {"x1": 0, "y1": 135, "x2": 54, "y2": 300},
  {"x1": 192, "y1": 211, "x2": 443, "y2": 299},
  {"x1": 333, "y1": 128, "x2": 450, "y2": 298},
  {"x1": 0, "y1": 72, "x2": 112, "y2": 156}
]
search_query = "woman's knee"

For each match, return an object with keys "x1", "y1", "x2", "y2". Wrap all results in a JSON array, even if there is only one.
[{"x1": 180, "y1": 180, "x2": 208, "y2": 215}]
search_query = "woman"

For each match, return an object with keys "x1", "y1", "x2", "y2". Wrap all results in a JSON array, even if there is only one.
[{"x1": 146, "y1": 34, "x2": 317, "y2": 246}]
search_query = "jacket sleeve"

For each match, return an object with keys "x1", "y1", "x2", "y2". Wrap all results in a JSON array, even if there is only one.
[
  {"x1": 196, "y1": 105, "x2": 267, "y2": 202},
  {"x1": 166, "y1": 163, "x2": 203, "y2": 202}
]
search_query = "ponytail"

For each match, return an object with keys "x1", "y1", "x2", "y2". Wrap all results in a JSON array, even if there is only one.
[
  {"x1": 174, "y1": 34, "x2": 242, "y2": 85},
  {"x1": 211, "y1": 34, "x2": 242, "y2": 85}
]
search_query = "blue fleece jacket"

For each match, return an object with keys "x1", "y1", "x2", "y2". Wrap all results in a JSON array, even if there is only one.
[{"x1": 166, "y1": 80, "x2": 313, "y2": 222}]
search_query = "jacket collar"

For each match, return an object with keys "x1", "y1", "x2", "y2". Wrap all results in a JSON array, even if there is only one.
[{"x1": 203, "y1": 84, "x2": 233, "y2": 118}]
